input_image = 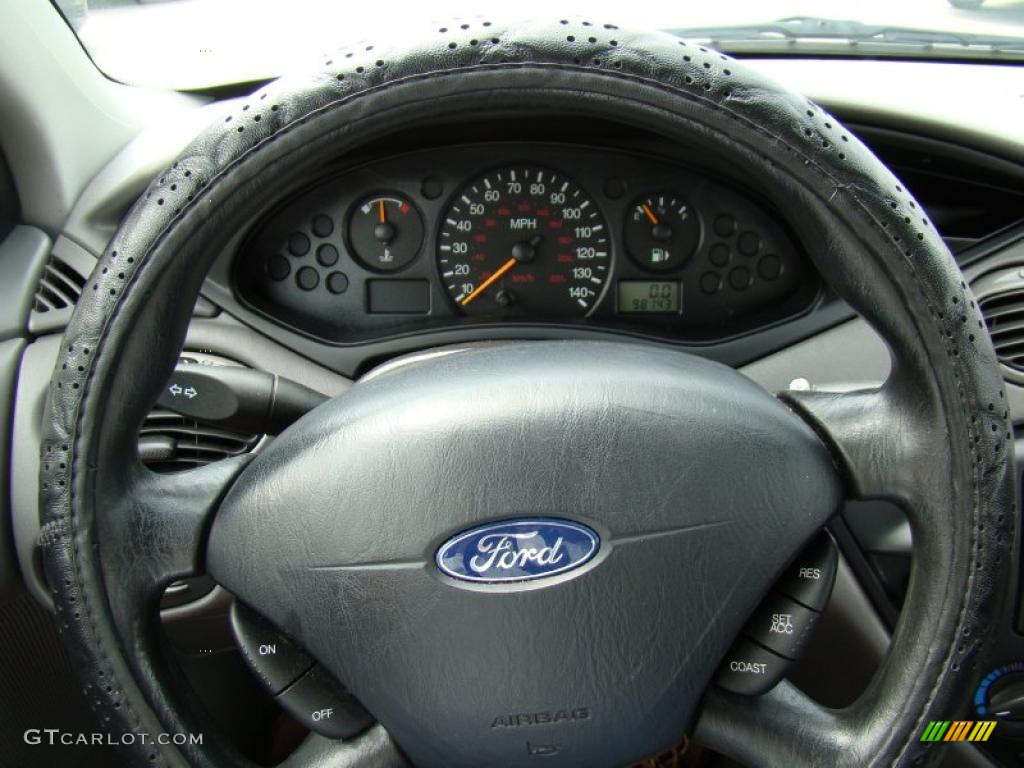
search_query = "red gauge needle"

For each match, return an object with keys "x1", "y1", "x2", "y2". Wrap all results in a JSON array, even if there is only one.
[
  {"x1": 641, "y1": 203, "x2": 660, "y2": 225},
  {"x1": 461, "y1": 257, "x2": 518, "y2": 307},
  {"x1": 378, "y1": 199, "x2": 387, "y2": 223}
]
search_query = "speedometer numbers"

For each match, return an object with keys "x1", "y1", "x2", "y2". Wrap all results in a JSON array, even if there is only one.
[{"x1": 437, "y1": 167, "x2": 609, "y2": 317}]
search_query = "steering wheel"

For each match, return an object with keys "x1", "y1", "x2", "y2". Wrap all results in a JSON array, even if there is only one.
[{"x1": 39, "y1": 19, "x2": 1015, "y2": 768}]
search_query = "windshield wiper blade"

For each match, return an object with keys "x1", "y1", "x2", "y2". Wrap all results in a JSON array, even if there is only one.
[{"x1": 668, "y1": 17, "x2": 1024, "y2": 56}]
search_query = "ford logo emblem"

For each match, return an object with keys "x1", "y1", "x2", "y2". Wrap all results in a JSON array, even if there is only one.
[{"x1": 436, "y1": 518, "x2": 600, "y2": 583}]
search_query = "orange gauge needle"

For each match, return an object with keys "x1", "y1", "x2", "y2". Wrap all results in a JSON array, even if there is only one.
[
  {"x1": 378, "y1": 199, "x2": 387, "y2": 223},
  {"x1": 641, "y1": 203, "x2": 660, "y2": 225},
  {"x1": 461, "y1": 257, "x2": 518, "y2": 307}
]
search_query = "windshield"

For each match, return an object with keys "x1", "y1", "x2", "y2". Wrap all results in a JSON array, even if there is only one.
[{"x1": 55, "y1": 0, "x2": 1024, "y2": 91}]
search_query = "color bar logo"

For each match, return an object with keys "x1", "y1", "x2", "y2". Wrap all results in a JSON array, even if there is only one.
[{"x1": 920, "y1": 721, "x2": 997, "y2": 742}]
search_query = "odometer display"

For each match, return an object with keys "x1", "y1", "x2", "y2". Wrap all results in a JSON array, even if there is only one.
[
  {"x1": 617, "y1": 281, "x2": 682, "y2": 314},
  {"x1": 438, "y1": 167, "x2": 609, "y2": 317}
]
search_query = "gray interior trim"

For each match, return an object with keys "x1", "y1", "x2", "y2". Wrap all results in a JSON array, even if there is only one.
[
  {"x1": 185, "y1": 314, "x2": 351, "y2": 397},
  {"x1": 0, "y1": 0, "x2": 203, "y2": 236},
  {"x1": 61, "y1": 99, "x2": 237, "y2": 257},
  {"x1": 0, "y1": 226, "x2": 51, "y2": 341},
  {"x1": 11, "y1": 334, "x2": 63, "y2": 607},
  {"x1": 0, "y1": 145, "x2": 18, "y2": 239},
  {"x1": 0, "y1": 337, "x2": 25, "y2": 605},
  {"x1": 739, "y1": 317, "x2": 891, "y2": 392}
]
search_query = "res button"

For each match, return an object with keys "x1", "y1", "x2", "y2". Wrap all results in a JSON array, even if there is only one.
[{"x1": 777, "y1": 532, "x2": 838, "y2": 611}]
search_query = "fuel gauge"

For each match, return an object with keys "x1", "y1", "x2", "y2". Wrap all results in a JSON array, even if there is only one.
[
  {"x1": 348, "y1": 194, "x2": 424, "y2": 272},
  {"x1": 624, "y1": 193, "x2": 701, "y2": 272}
]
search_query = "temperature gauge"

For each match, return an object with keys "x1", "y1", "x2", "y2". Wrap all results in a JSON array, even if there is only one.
[
  {"x1": 348, "y1": 194, "x2": 424, "y2": 272},
  {"x1": 624, "y1": 193, "x2": 700, "y2": 272}
]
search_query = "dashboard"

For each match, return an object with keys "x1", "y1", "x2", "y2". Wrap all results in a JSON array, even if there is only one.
[{"x1": 231, "y1": 142, "x2": 820, "y2": 345}]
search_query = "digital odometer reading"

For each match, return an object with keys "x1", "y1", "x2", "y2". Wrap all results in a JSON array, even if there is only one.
[
  {"x1": 617, "y1": 281, "x2": 681, "y2": 314},
  {"x1": 438, "y1": 167, "x2": 610, "y2": 317}
]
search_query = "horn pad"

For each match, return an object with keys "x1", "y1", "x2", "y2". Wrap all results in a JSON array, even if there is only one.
[{"x1": 207, "y1": 341, "x2": 840, "y2": 768}]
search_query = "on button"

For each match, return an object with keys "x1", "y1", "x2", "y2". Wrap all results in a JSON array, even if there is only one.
[{"x1": 229, "y1": 602, "x2": 313, "y2": 694}]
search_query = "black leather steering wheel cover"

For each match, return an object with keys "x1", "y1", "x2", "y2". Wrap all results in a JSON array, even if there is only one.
[{"x1": 38, "y1": 20, "x2": 1015, "y2": 768}]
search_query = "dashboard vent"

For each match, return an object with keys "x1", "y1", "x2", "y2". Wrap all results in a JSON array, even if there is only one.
[
  {"x1": 138, "y1": 354, "x2": 263, "y2": 473},
  {"x1": 974, "y1": 267, "x2": 1024, "y2": 379},
  {"x1": 139, "y1": 409, "x2": 261, "y2": 473},
  {"x1": 980, "y1": 291, "x2": 1024, "y2": 372},
  {"x1": 32, "y1": 252, "x2": 87, "y2": 313},
  {"x1": 28, "y1": 239, "x2": 98, "y2": 336}
]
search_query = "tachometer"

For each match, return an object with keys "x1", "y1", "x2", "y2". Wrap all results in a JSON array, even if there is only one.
[{"x1": 438, "y1": 167, "x2": 609, "y2": 317}]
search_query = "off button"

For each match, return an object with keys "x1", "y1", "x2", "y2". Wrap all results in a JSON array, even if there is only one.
[{"x1": 276, "y1": 665, "x2": 373, "y2": 740}]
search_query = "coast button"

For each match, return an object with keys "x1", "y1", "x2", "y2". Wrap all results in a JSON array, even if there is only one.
[{"x1": 716, "y1": 638, "x2": 789, "y2": 695}]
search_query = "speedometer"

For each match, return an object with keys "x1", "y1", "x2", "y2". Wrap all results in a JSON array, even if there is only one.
[{"x1": 438, "y1": 167, "x2": 609, "y2": 317}]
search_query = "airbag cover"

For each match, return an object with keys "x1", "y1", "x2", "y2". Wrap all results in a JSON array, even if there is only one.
[{"x1": 207, "y1": 341, "x2": 840, "y2": 767}]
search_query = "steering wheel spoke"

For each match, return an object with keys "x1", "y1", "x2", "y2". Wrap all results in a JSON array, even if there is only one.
[
  {"x1": 781, "y1": 384, "x2": 949, "y2": 506},
  {"x1": 118, "y1": 456, "x2": 252, "y2": 595},
  {"x1": 697, "y1": 680, "x2": 849, "y2": 768},
  {"x1": 282, "y1": 727, "x2": 410, "y2": 768},
  {"x1": 78, "y1": 455, "x2": 251, "y2": 668}
]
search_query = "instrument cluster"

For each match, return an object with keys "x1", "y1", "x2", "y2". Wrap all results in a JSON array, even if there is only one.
[{"x1": 233, "y1": 144, "x2": 819, "y2": 344}]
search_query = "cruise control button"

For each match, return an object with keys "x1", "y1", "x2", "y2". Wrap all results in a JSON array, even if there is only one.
[
  {"x1": 716, "y1": 638, "x2": 789, "y2": 695},
  {"x1": 746, "y1": 592, "x2": 820, "y2": 660},
  {"x1": 229, "y1": 602, "x2": 313, "y2": 694},
  {"x1": 276, "y1": 665, "x2": 374, "y2": 739},
  {"x1": 778, "y1": 533, "x2": 838, "y2": 611}
]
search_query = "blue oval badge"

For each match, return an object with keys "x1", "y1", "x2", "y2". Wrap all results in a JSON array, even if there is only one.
[{"x1": 436, "y1": 518, "x2": 600, "y2": 583}]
